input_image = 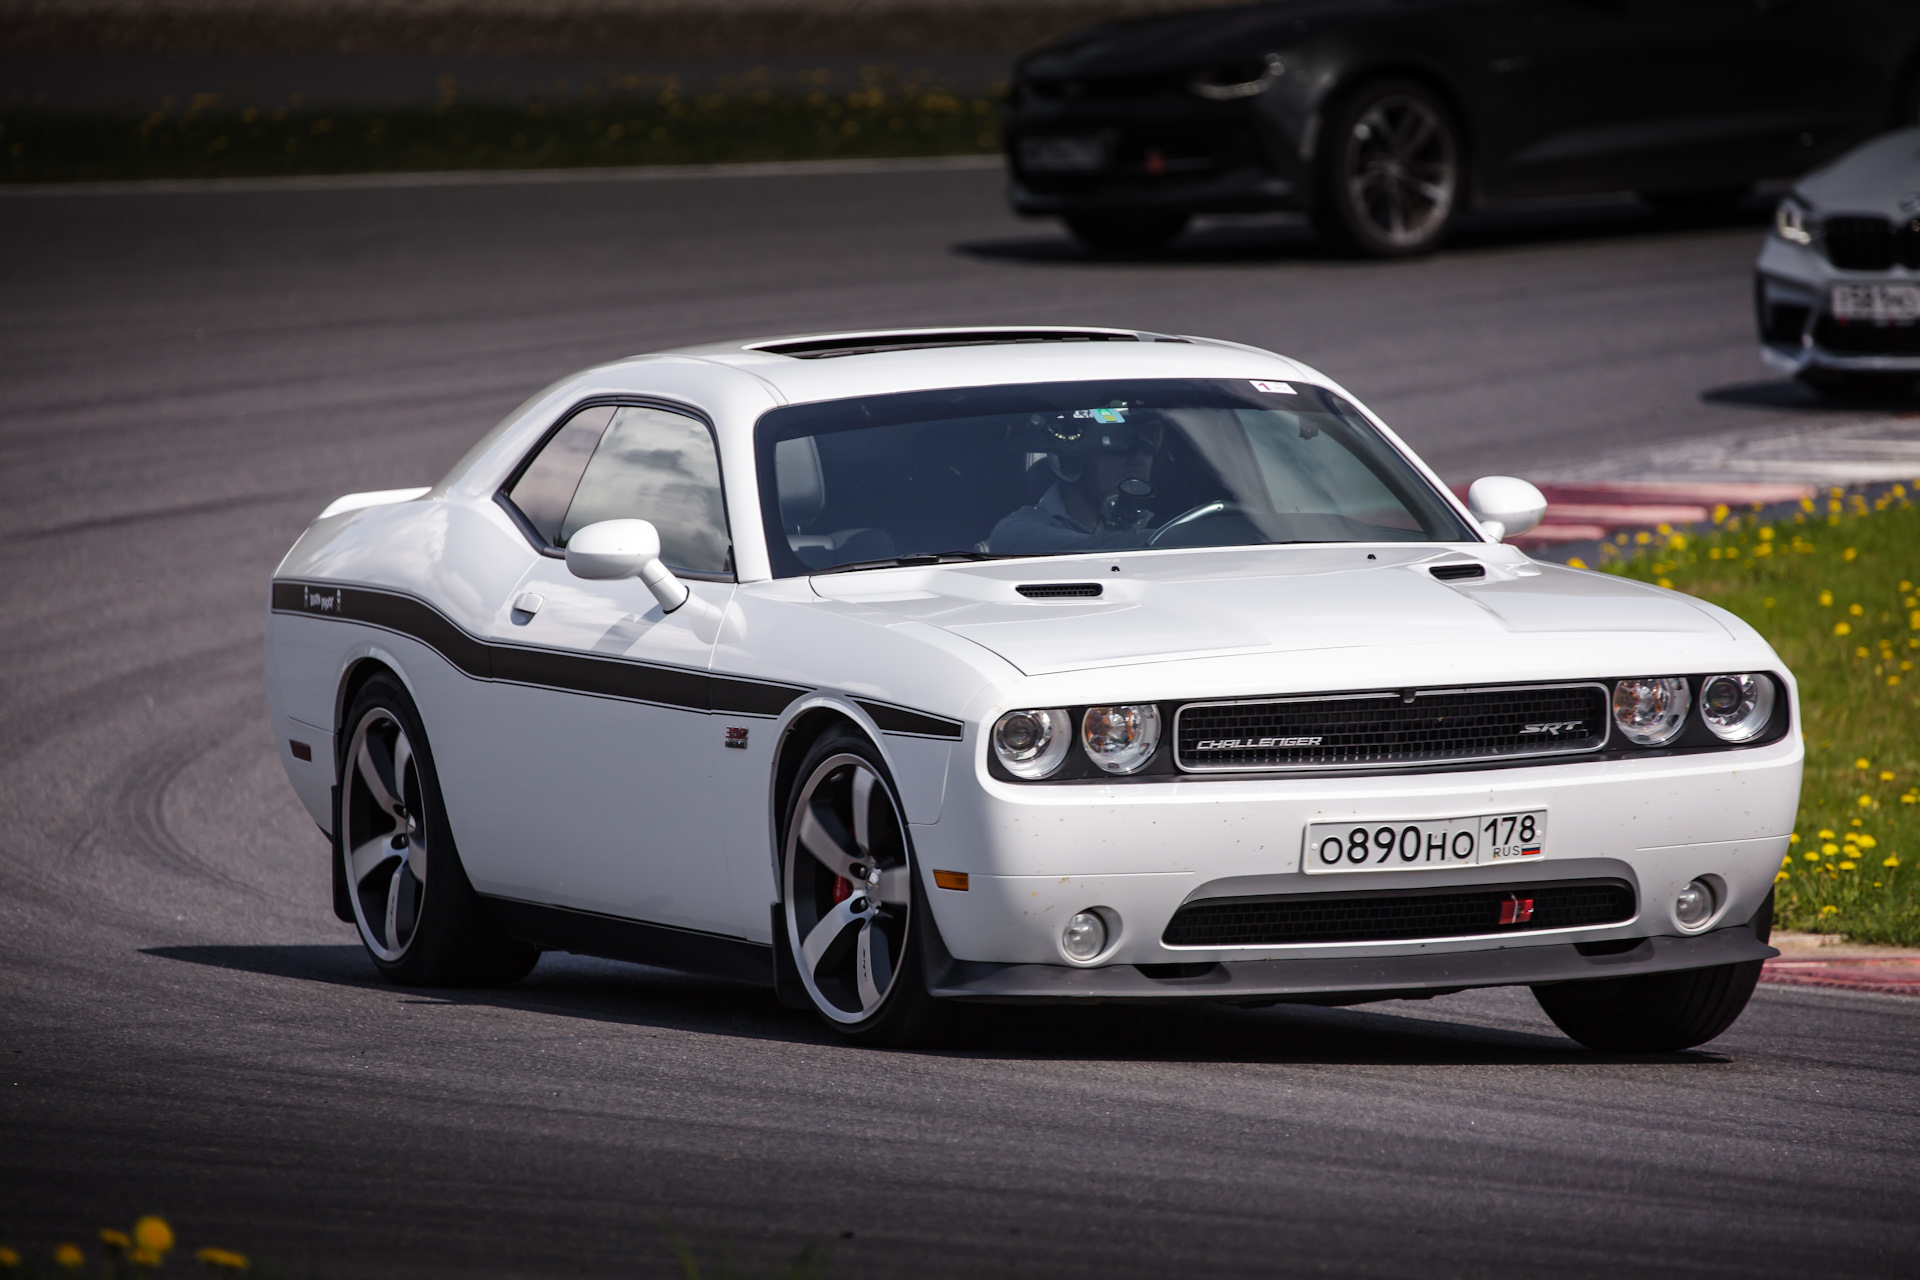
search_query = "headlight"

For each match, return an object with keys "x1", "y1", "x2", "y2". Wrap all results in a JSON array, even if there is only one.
[
  {"x1": 1612, "y1": 677, "x2": 1688, "y2": 746},
  {"x1": 1698, "y1": 673, "x2": 1776, "y2": 742},
  {"x1": 1080, "y1": 704, "x2": 1162, "y2": 773},
  {"x1": 1774, "y1": 198, "x2": 1814, "y2": 245},
  {"x1": 1189, "y1": 53, "x2": 1285, "y2": 100},
  {"x1": 992, "y1": 708, "x2": 1071, "y2": 779}
]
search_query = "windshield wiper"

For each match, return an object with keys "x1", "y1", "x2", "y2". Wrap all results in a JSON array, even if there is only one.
[{"x1": 814, "y1": 551, "x2": 1021, "y2": 575}]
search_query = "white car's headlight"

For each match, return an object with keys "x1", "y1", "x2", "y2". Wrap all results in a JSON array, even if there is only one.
[
  {"x1": 1698, "y1": 673, "x2": 1776, "y2": 742},
  {"x1": 993, "y1": 708, "x2": 1071, "y2": 779},
  {"x1": 1774, "y1": 197, "x2": 1814, "y2": 245},
  {"x1": 1080, "y1": 704, "x2": 1162, "y2": 773},
  {"x1": 1612, "y1": 677, "x2": 1689, "y2": 745}
]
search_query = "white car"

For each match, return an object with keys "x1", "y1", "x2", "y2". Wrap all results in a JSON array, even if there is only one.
[{"x1": 266, "y1": 327, "x2": 1799, "y2": 1050}]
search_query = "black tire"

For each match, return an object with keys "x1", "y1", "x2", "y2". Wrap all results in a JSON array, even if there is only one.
[
  {"x1": 1063, "y1": 212, "x2": 1190, "y2": 254},
  {"x1": 338, "y1": 674, "x2": 539, "y2": 987},
  {"x1": 1533, "y1": 889, "x2": 1772, "y2": 1053},
  {"x1": 1313, "y1": 77, "x2": 1461, "y2": 258},
  {"x1": 1797, "y1": 367, "x2": 1918, "y2": 401},
  {"x1": 778, "y1": 728, "x2": 951, "y2": 1046}
]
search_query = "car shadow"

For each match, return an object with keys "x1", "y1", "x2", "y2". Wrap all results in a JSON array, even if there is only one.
[
  {"x1": 146, "y1": 944, "x2": 1729, "y2": 1068},
  {"x1": 956, "y1": 196, "x2": 1773, "y2": 269}
]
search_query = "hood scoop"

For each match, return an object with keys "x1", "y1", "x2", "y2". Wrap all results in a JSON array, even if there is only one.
[
  {"x1": 1016, "y1": 582, "x2": 1104, "y2": 599},
  {"x1": 1429, "y1": 563, "x2": 1487, "y2": 582}
]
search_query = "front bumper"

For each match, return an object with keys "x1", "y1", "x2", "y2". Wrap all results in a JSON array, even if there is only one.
[
  {"x1": 1755, "y1": 238, "x2": 1920, "y2": 374},
  {"x1": 911, "y1": 730, "x2": 1801, "y2": 996},
  {"x1": 926, "y1": 919, "x2": 1775, "y2": 1004}
]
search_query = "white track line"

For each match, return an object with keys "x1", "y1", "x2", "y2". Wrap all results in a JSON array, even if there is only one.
[{"x1": 0, "y1": 152, "x2": 1003, "y2": 199}]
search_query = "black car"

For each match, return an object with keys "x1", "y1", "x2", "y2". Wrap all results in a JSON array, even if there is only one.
[{"x1": 1004, "y1": 0, "x2": 1920, "y2": 255}]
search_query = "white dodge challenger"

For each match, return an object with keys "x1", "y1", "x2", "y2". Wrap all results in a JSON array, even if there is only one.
[{"x1": 266, "y1": 327, "x2": 1799, "y2": 1050}]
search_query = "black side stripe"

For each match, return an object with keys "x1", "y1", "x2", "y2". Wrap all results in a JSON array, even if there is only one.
[
  {"x1": 272, "y1": 579, "x2": 804, "y2": 716},
  {"x1": 855, "y1": 699, "x2": 964, "y2": 741}
]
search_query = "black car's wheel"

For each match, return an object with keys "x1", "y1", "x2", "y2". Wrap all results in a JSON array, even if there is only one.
[
  {"x1": 1064, "y1": 212, "x2": 1190, "y2": 254},
  {"x1": 339, "y1": 674, "x2": 539, "y2": 987},
  {"x1": 1532, "y1": 959, "x2": 1763, "y2": 1052},
  {"x1": 1314, "y1": 78, "x2": 1461, "y2": 257},
  {"x1": 779, "y1": 729, "x2": 950, "y2": 1046}
]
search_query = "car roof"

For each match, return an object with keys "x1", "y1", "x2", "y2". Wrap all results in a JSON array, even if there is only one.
[{"x1": 651, "y1": 326, "x2": 1316, "y2": 406}]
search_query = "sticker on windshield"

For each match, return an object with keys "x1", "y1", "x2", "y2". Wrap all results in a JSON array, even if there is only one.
[
  {"x1": 1249, "y1": 380, "x2": 1296, "y2": 394},
  {"x1": 1072, "y1": 407, "x2": 1129, "y2": 422}
]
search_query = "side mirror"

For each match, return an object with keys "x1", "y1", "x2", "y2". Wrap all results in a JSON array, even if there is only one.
[
  {"x1": 1466, "y1": 476, "x2": 1547, "y2": 541},
  {"x1": 564, "y1": 519, "x2": 691, "y2": 613}
]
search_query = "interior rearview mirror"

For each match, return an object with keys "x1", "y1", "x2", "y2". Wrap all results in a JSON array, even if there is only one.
[
  {"x1": 1466, "y1": 476, "x2": 1547, "y2": 542},
  {"x1": 564, "y1": 519, "x2": 691, "y2": 613}
]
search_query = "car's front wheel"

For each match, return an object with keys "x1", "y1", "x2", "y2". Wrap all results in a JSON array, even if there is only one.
[
  {"x1": 1314, "y1": 78, "x2": 1461, "y2": 257},
  {"x1": 780, "y1": 729, "x2": 948, "y2": 1045},
  {"x1": 339, "y1": 674, "x2": 539, "y2": 987},
  {"x1": 1532, "y1": 958, "x2": 1764, "y2": 1053}
]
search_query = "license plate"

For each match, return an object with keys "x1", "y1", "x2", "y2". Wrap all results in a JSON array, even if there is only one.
[
  {"x1": 1831, "y1": 283, "x2": 1920, "y2": 324},
  {"x1": 1304, "y1": 810, "x2": 1547, "y2": 874},
  {"x1": 1018, "y1": 134, "x2": 1111, "y2": 173}
]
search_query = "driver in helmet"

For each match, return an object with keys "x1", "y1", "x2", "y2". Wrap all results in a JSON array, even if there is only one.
[{"x1": 987, "y1": 407, "x2": 1164, "y2": 554}]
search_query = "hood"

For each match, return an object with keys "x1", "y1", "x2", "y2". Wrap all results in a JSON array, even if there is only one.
[
  {"x1": 1021, "y1": 1, "x2": 1324, "y2": 80},
  {"x1": 808, "y1": 547, "x2": 1728, "y2": 676},
  {"x1": 1796, "y1": 126, "x2": 1920, "y2": 218}
]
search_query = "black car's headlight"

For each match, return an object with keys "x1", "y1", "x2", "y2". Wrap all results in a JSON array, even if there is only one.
[
  {"x1": 1189, "y1": 53, "x2": 1285, "y2": 100},
  {"x1": 1613, "y1": 677, "x2": 1689, "y2": 746},
  {"x1": 1774, "y1": 197, "x2": 1815, "y2": 246},
  {"x1": 993, "y1": 708, "x2": 1072, "y2": 779},
  {"x1": 1698, "y1": 673, "x2": 1778, "y2": 743}
]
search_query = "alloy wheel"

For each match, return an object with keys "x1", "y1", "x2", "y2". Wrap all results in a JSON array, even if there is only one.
[
  {"x1": 1341, "y1": 93, "x2": 1457, "y2": 250},
  {"x1": 342, "y1": 706, "x2": 429, "y2": 962},
  {"x1": 783, "y1": 753, "x2": 914, "y2": 1024}
]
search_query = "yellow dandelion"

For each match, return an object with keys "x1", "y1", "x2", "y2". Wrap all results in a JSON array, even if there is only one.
[
  {"x1": 1669, "y1": 534, "x2": 1688, "y2": 550},
  {"x1": 1804, "y1": 851, "x2": 1821, "y2": 861},
  {"x1": 1839, "y1": 860, "x2": 1856, "y2": 870},
  {"x1": 1635, "y1": 530, "x2": 1651, "y2": 545},
  {"x1": 1658, "y1": 577, "x2": 1674, "y2": 588},
  {"x1": 1844, "y1": 547, "x2": 1858, "y2": 561},
  {"x1": 195, "y1": 1247, "x2": 251, "y2": 1271},
  {"x1": 1713, "y1": 502, "x2": 1730, "y2": 522},
  {"x1": 1858, "y1": 835, "x2": 1877, "y2": 848},
  {"x1": 1789, "y1": 832, "x2": 1801, "y2": 843},
  {"x1": 54, "y1": 1243, "x2": 84, "y2": 1271},
  {"x1": 1822, "y1": 842, "x2": 1840, "y2": 854},
  {"x1": 1775, "y1": 870, "x2": 1790, "y2": 882},
  {"x1": 1821, "y1": 904, "x2": 1839, "y2": 915},
  {"x1": 1727, "y1": 545, "x2": 1741, "y2": 558},
  {"x1": 1758, "y1": 526, "x2": 1774, "y2": 541},
  {"x1": 1801, "y1": 496, "x2": 1816, "y2": 512},
  {"x1": 1856, "y1": 645, "x2": 1870, "y2": 658},
  {"x1": 1709, "y1": 547, "x2": 1723, "y2": 560},
  {"x1": 1905, "y1": 579, "x2": 1915, "y2": 591},
  {"x1": 1835, "y1": 621, "x2": 1852, "y2": 636},
  {"x1": 1885, "y1": 855, "x2": 1902, "y2": 867},
  {"x1": 1856, "y1": 757, "x2": 1871, "y2": 769},
  {"x1": 1819, "y1": 828, "x2": 1835, "y2": 838},
  {"x1": 1880, "y1": 771, "x2": 1896, "y2": 781},
  {"x1": 1764, "y1": 596, "x2": 1775, "y2": 607},
  {"x1": 1567, "y1": 556, "x2": 1587, "y2": 568},
  {"x1": 1819, "y1": 590, "x2": 1833, "y2": 606},
  {"x1": 0, "y1": 1246, "x2": 17, "y2": 1267},
  {"x1": 1849, "y1": 602, "x2": 1864, "y2": 615},
  {"x1": 132, "y1": 1218, "x2": 173, "y2": 1256},
  {"x1": 100, "y1": 1230, "x2": 129, "y2": 1252},
  {"x1": 1905, "y1": 794, "x2": 1918, "y2": 804},
  {"x1": 1891, "y1": 675, "x2": 1903, "y2": 686},
  {"x1": 1859, "y1": 793, "x2": 1875, "y2": 807}
]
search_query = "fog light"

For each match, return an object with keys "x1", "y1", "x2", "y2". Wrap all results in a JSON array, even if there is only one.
[
  {"x1": 1063, "y1": 911, "x2": 1107, "y2": 961},
  {"x1": 1675, "y1": 879, "x2": 1715, "y2": 929}
]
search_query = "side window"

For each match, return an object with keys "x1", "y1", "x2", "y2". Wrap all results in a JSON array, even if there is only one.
[
  {"x1": 505, "y1": 405, "x2": 615, "y2": 545},
  {"x1": 560, "y1": 406, "x2": 731, "y2": 575}
]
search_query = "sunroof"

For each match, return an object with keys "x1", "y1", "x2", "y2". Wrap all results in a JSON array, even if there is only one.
[{"x1": 752, "y1": 330, "x2": 1152, "y2": 359}]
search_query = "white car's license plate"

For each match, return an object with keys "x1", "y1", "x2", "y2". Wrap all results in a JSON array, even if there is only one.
[
  {"x1": 1831, "y1": 283, "x2": 1920, "y2": 323},
  {"x1": 1304, "y1": 810, "x2": 1547, "y2": 874},
  {"x1": 1018, "y1": 134, "x2": 1111, "y2": 173}
]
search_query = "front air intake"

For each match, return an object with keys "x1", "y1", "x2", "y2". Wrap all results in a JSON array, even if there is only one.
[{"x1": 1161, "y1": 879, "x2": 1636, "y2": 947}]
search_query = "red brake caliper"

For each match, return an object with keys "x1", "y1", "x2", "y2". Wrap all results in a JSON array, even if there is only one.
[{"x1": 832, "y1": 875, "x2": 852, "y2": 905}]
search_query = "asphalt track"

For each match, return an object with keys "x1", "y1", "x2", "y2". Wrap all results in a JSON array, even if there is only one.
[{"x1": 2, "y1": 162, "x2": 1916, "y2": 1279}]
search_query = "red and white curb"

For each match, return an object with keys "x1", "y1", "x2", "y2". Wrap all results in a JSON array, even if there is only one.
[{"x1": 1761, "y1": 957, "x2": 1920, "y2": 997}]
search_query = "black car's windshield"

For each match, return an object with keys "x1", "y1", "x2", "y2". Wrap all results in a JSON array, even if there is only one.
[{"x1": 755, "y1": 378, "x2": 1476, "y2": 576}]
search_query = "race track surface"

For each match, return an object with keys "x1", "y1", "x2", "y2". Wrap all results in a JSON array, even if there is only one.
[{"x1": 2, "y1": 165, "x2": 1916, "y2": 1278}]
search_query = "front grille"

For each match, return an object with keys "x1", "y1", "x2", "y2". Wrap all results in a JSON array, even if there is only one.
[
  {"x1": 1175, "y1": 683, "x2": 1608, "y2": 772},
  {"x1": 1822, "y1": 215, "x2": 1920, "y2": 270},
  {"x1": 1161, "y1": 879, "x2": 1637, "y2": 947},
  {"x1": 1814, "y1": 314, "x2": 1920, "y2": 354},
  {"x1": 1017, "y1": 582, "x2": 1102, "y2": 598}
]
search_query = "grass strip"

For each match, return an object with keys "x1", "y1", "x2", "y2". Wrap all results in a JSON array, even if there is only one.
[
  {"x1": 1582, "y1": 484, "x2": 1920, "y2": 944},
  {"x1": 0, "y1": 80, "x2": 1002, "y2": 183}
]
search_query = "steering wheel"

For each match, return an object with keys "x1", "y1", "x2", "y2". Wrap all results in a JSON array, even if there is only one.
[{"x1": 1147, "y1": 500, "x2": 1254, "y2": 548}]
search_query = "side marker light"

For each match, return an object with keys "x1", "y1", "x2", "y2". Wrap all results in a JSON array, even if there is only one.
[{"x1": 933, "y1": 870, "x2": 969, "y2": 891}]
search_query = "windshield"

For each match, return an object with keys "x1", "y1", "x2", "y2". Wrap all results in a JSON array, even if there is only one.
[{"x1": 754, "y1": 378, "x2": 1476, "y2": 576}]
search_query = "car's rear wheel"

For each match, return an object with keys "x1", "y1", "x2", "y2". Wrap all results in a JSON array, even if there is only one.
[
  {"x1": 1532, "y1": 958, "x2": 1763, "y2": 1052},
  {"x1": 1063, "y1": 212, "x2": 1190, "y2": 254},
  {"x1": 780, "y1": 730, "x2": 949, "y2": 1045},
  {"x1": 1314, "y1": 78, "x2": 1460, "y2": 257},
  {"x1": 340, "y1": 675, "x2": 539, "y2": 987}
]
